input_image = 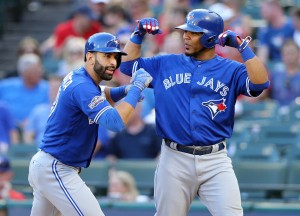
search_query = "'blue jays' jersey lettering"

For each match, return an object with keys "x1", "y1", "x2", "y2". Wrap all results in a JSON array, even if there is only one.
[
  {"x1": 40, "y1": 67, "x2": 112, "y2": 167},
  {"x1": 121, "y1": 54, "x2": 265, "y2": 146},
  {"x1": 163, "y1": 73, "x2": 192, "y2": 89}
]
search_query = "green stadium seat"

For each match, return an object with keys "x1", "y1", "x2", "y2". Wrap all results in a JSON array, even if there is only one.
[
  {"x1": 232, "y1": 143, "x2": 286, "y2": 200},
  {"x1": 8, "y1": 144, "x2": 38, "y2": 159},
  {"x1": 10, "y1": 159, "x2": 32, "y2": 197},
  {"x1": 249, "y1": 123, "x2": 300, "y2": 156},
  {"x1": 80, "y1": 160, "x2": 111, "y2": 197},
  {"x1": 233, "y1": 160, "x2": 287, "y2": 200},
  {"x1": 282, "y1": 145, "x2": 300, "y2": 200},
  {"x1": 232, "y1": 143, "x2": 280, "y2": 162},
  {"x1": 287, "y1": 103, "x2": 300, "y2": 122},
  {"x1": 237, "y1": 100, "x2": 279, "y2": 123}
]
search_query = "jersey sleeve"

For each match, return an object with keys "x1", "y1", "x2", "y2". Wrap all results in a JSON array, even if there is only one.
[
  {"x1": 234, "y1": 64, "x2": 268, "y2": 97},
  {"x1": 71, "y1": 82, "x2": 113, "y2": 124},
  {"x1": 120, "y1": 56, "x2": 163, "y2": 85}
]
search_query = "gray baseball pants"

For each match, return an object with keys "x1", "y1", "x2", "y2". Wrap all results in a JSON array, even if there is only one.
[
  {"x1": 154, "y1": 141, "x2": 243, "y2": 216},
  {"x1": 28, "y1": 150, "x2": 105, "y2": 216}
]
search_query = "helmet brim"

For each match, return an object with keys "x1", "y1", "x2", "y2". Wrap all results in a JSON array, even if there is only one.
[
  {"x1": 105, "y1": 49, "x2": 128, "y2": 56},
  {"x1": 175, "y1": 24, "x2": 204, "y2": 33},
  {"x1": 90, "y1": 47, "x2": 127, "y2": 56}
]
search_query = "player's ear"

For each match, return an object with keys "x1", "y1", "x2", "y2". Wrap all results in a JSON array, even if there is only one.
[{"x1": 86, "y1": 52, "x2": 96, "y2": 64}]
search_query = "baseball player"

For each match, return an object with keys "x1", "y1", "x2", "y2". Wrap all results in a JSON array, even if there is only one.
[
  {"x1": 120, "y1": 9, "x2": 270, "y2": 216},
  {"x1": 28, "y1": 32, "x2": 152, "y2": 216}
]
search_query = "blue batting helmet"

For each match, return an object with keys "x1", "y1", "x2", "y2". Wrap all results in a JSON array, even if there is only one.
[
  {"x1": 175, "y1": 9, "x2": 224, "y2": 48},
  {"x1": 84, "y1": 32, "x2": 127, "y2": 67}
]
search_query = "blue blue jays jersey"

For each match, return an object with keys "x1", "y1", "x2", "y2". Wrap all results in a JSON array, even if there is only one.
[
  {"x1": 121, "y1": 54, "x2": 267, "y2": 146},
  {"x1": 40, "y1": 67, "x2": 113, "y2": 167}
]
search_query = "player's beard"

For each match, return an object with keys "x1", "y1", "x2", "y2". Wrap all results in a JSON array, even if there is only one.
[
  {"x1": 93, "y1": 58, "x2": 115, "y2": 81},
  {"x1": 185, "y1": 47, "x2": 207, "y2": 58}
]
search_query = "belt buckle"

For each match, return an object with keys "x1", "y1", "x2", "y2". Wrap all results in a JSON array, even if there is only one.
[
  {"x1": 192, "y1": 146, "x2": 209, "y2": 155},
  {"x1": 193, "y1": 146, "x2": 212, "y2": 155},
  {"x1": 169, "y1": 141, "x2": 177, "y2": 150}
]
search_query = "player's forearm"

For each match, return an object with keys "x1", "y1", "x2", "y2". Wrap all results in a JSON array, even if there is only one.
[
  {"x1": 113, "y1": 86, "x2": 143, "y2": 126},
  {"x1": 115, "y1": 102, "x2": 135, "y2": 125},
  {"x1": 122, "y1": 41, "x2": 142, "y2": 62},
  {"x1": 104, "y1": 87, "x2": 115, "y2": 106},
  {"x1": 245, "y1": 56, "x2": 269, "y2": 84}
]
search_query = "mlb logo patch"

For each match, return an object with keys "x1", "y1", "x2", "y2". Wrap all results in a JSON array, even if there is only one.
[{"x1": 88, "y1": 96, "x2": 104, "y2": 109}]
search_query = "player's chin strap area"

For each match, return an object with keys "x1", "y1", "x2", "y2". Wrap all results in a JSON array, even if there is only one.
[{"x1": 164, "y1": 139, "x2": 225, "y2": 156}]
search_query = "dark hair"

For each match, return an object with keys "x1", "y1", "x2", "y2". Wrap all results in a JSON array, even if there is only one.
[{"x1": 0, "y1": 156, "x2": 11, "y2": 173}]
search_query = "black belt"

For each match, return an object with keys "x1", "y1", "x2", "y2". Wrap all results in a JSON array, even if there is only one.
[{"x1": 164, "y1": 139, "x2": 225, "y2": 155}]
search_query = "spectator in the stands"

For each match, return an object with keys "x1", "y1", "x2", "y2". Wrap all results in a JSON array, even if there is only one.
[
  {"x1": 0, "y1": 53, "x2": 49, "y2": 138},
  {"x1": 101, "y1": 4, "x2": 130, "y2": 35},
  {"x1": 54, "y1": 5, "x2": 100, "y2": 55},
  {"x1": 17, "y1": 36, "x2": 41, "y2": 58},
  {"x1": 270, "y1": 39, "x2": 300, "y2": 107},
  {"x1": 221, "y1": 0, "x2": 253, "y2": 37},
  {"x1": 4, "y1": 36, "x2": 41, "y2": 78},
  {"x1": 56, "y1": 36, "x2": 86, "y2": 77},
  {"x1": 156, "y1": 0, "x2": 189, "y2": 50},
  {"x1": 23, "y1": 74, "x2": 63, "y2": 145},
  {"x1": 106, "y1": 103, "x2": 161, "y2": 161},
  {"x1": 291, "y1": 7, "x2": 300, "y2": 48},
  {"x1": 0, "y1": 102, "x2": 19, "y2": 154},
  {"x1": 93, "y1": 125, "x2": 112, "y2": 159},
  {"x1": 88, "y1": 0, "x2": 110, "y2": 26},
  {"x1": 123, "y1": 0, "x2": 155, "y2": 57},
  {"x1": 0, "y1": 155, "x2": 26, "y2": 200},
  {"x1": 107, "y1": 170, "x2": 139, "y2": 202},
  {"x1": 214, "y1": 0, "x2": 254, "y2": 62},
  {"x1": 40, "y1": 4, "x2": 101, "y2": 67},
  {"x1": 256, "y1": 0, "x2": 294, "y2": 68}
]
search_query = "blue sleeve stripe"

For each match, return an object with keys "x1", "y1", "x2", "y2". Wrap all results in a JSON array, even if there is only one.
[{"x1": 94, "y1": 106, "x2": 113, "y2": 123}]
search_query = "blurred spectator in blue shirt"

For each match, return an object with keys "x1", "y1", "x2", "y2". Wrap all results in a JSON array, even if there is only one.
[
  {"x1": 0, "y1": 102, "x2": 19, "y2": 154},
  {"x1": 291, "y1": 7, "x2": 300, "y2": 48},
  {"x1": 270, "y1": 39, "x2": 300, "y2": 107},
  {"x1": 106, "y1": 103, "x2": 161, "y2": 161},
  {"x1": 0, "y1": 53, "x2": 49, "y2": 137},
  {"x1": 23, "y1": 74, "x2": 63, "y2": 145},
  {"x1": 256, "y1": 0, "x2": 294, "y2": 68},
  {"x1": 92, "y1": 125, "x2": 112, "y2": 159}
]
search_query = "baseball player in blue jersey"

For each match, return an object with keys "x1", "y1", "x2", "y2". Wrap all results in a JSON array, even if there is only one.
[
  {"x1": 120, "y1": 9, "x2": 270, "y2": 216},
  {"x1": 28, "y1": 32, "x2": 152, "y2": 216}
]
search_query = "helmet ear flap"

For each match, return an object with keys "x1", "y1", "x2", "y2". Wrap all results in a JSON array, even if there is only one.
[
  {"x1": 200, "y1": 34, "x2": 218, "y2": 48},
  {"x1": 116, "y1": 55, "x2": 121, "y2": 69}
]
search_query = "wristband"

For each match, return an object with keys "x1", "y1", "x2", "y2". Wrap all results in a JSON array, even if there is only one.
[
  {"x1": 124, "y1": 85, "x2": 141, "y2": 108},
  {"x1": 130, "y1": 32, "x2": 144, "y2": 45},
  {"x1": 238, "y1": 36, "x2": 252, "y2": 52},
  {"x1": 241, "y1": 46, "x2": 255, "y2": 62},
  {"x1": 110, "y1": 85, "x2": 127, "y2": 102}
]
